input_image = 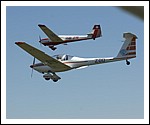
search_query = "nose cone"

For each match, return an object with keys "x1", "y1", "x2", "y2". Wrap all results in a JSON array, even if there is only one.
[{"x1": 30, "y1": 65, "x2": 33, "y2": 68}]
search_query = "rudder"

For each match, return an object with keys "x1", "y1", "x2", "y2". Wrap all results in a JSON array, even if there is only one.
[
  {"x1": 116, "y1": 32, "x2": 138, "y2": 59},
  {"x1": 87, "y1": 25, "x2": 102, "y2": 40},
  {"x1": 92, "y1": 25, "x2": 102, "y2": 39}
]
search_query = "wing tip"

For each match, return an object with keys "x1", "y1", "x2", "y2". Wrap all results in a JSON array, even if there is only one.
[
  {"x1": 38, "y1": 24, "x2": 45, "y2": 27},
  {"x1": 15, "y1": 42, "x2": 25, "y2": 45}
]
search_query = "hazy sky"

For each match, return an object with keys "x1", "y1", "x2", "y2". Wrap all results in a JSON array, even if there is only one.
[{"x1": 2, "y1": 1, "x2": 149, "y2": 124}]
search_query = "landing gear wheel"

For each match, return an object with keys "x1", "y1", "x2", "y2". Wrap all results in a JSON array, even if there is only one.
[
  {"x1": 45, "y1": 78, "x2": 50, "y2": 80},
  {"x1": 53, "y1": 79, "x2": 58, "y2": 82},
  {"x1": 49, "y1": 46, "x2": 57, "y2": 51},
  {"x1": 126, "y1": 60, "x2": 130, "y2": 65},
  {"x1": 51, "y1": 47, "x2": 57, "y2": 51}
]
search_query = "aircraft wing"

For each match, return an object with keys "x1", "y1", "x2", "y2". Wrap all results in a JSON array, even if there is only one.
[
  {"x1": 15, "y1": 42, "x2": 71, "y2": 71},
  {"x1": 38, "y1": 24, "x2": 63, "y2": 42}
]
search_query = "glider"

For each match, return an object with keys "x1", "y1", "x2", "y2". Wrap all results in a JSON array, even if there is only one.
[
  {"x1": 38, "y1": 24, "x2": 102, "y2": 50},
  {"x1": 15, "y1": 32, "x2": 137, "y2": 82}
]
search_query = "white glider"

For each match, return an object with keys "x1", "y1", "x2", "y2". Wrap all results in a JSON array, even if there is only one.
[
  {"x1": 38, "y1": 24, "x2": 102, "y2": 50},
  {"x1": 15, "y1": 32, "x2": 137, "y2": 82}
]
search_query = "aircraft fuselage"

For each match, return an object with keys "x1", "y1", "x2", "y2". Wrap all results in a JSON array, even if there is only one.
[
  {"x1": 30, "y1": 56, "x2": 117, "y2": 73},
  {"x1": 40, "y1": 35, "x2": 92, "y2": 46}
]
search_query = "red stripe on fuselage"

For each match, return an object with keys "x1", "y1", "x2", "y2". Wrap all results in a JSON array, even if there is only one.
[
  {"x1": 42, "y1": 38, "x2": 91, "y2": 46},
  {"x1": 42, "y1": 38, "x2": 49, "y2": 40}
]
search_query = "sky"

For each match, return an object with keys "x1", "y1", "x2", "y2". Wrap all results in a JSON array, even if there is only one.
[{"x1": 2, "y1": 1, "x2": 149, "y2": 124}]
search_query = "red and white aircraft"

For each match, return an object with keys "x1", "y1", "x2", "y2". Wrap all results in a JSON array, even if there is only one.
[
  {"x1": 15, "y1": 32, "x2": 137, "y2": 82},
  {"x1": 38, "y1": 24, "x2": 102, "y2": 50}
]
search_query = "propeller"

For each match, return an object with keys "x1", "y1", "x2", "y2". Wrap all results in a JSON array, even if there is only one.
[
  {"x1": 39, "y1": 35, "x2": 42, "y2": 46},
  {"x1": 31, "y1": 57, "x2": 35, "y2": 78}
]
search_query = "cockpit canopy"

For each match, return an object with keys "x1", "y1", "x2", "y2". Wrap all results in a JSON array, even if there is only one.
[{"x1": 53, "y1": 54, "x2": 74, "y2": 61}]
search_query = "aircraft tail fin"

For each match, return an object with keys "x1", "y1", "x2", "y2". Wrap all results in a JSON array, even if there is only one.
[
  {"x1": 87, "y1": 25, "x2": 102, "y2": 40},
  {"x1": 116, "y1": 32, "x2": 138, "y2": 59}
]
